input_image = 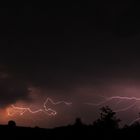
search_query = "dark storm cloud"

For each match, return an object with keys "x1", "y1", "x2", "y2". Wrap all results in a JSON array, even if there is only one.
[
  {"x1": 0, "y1": 72, "x2": 30, "y2": 107},
  {"x1": 0, "y1": 1, "x2": 140, "y2": 105}
]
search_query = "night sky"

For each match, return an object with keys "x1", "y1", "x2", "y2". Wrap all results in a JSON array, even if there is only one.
[{"x1": 0, "y1": 1, "x2": 140, "y2": 127}]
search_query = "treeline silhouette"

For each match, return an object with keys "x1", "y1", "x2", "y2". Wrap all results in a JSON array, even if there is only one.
[{"x1": 1, "y1": 106, "x2": 140, "y2": 140}]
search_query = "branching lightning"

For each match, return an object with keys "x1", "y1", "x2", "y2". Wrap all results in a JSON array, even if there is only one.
[
  {"x1": 7, "y1": 98, "x2": 72, "y2": 116},
  {"x1": 85, "y1": 95, "x2": 140, "y2": 125},
  {"x1": 8, "y1": 95, "x2": 140, "y2": 125}
]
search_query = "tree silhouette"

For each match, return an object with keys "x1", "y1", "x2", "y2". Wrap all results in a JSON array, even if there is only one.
[{"x1": 93, "y1": 106, "x2": 121, "y2": 130}]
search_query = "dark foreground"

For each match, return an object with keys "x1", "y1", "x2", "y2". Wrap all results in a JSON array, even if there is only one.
[
  {"x1": 1, "y1": 106, "x2": 140, "y2": 140},
  {"x1": 0, "y1": 123, "x2": 140, "y2": 140}
]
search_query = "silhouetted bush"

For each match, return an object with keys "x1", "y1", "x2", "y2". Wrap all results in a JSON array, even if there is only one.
[{"x1": 8, "y1": 120, "x2": 16, "y2": 127}]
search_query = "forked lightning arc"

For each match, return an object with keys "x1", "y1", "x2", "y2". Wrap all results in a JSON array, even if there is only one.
[
  {"x1": 85, "y1": 95, "x2": 140, "y2": 125},
  {"x1": 7, "y1": 98, "x2": 72, "y2": 116},
  {"x1": 7, "y1": 95, "x2": 140, "y2": 125}
]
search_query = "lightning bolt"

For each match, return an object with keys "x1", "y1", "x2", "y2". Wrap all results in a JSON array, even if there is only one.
[
  {"x1": 85, "y1": 95, "x2": 140, "y2": 125},
  {"x1": 115, "y1": 102, "x2": 137, "y2": 112},
  {"x1": 7, "y1": 98, "x2": 72, "y2": 116},
  {"x1": 7, "y1": 105, "x2": 43, "y2": 116},
  {"x1": 129, "y1": 117, "x2": 140, "y2": 126},
  {"x1": 85, "y1": 96, "x2": 140, "y2": 106}
]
